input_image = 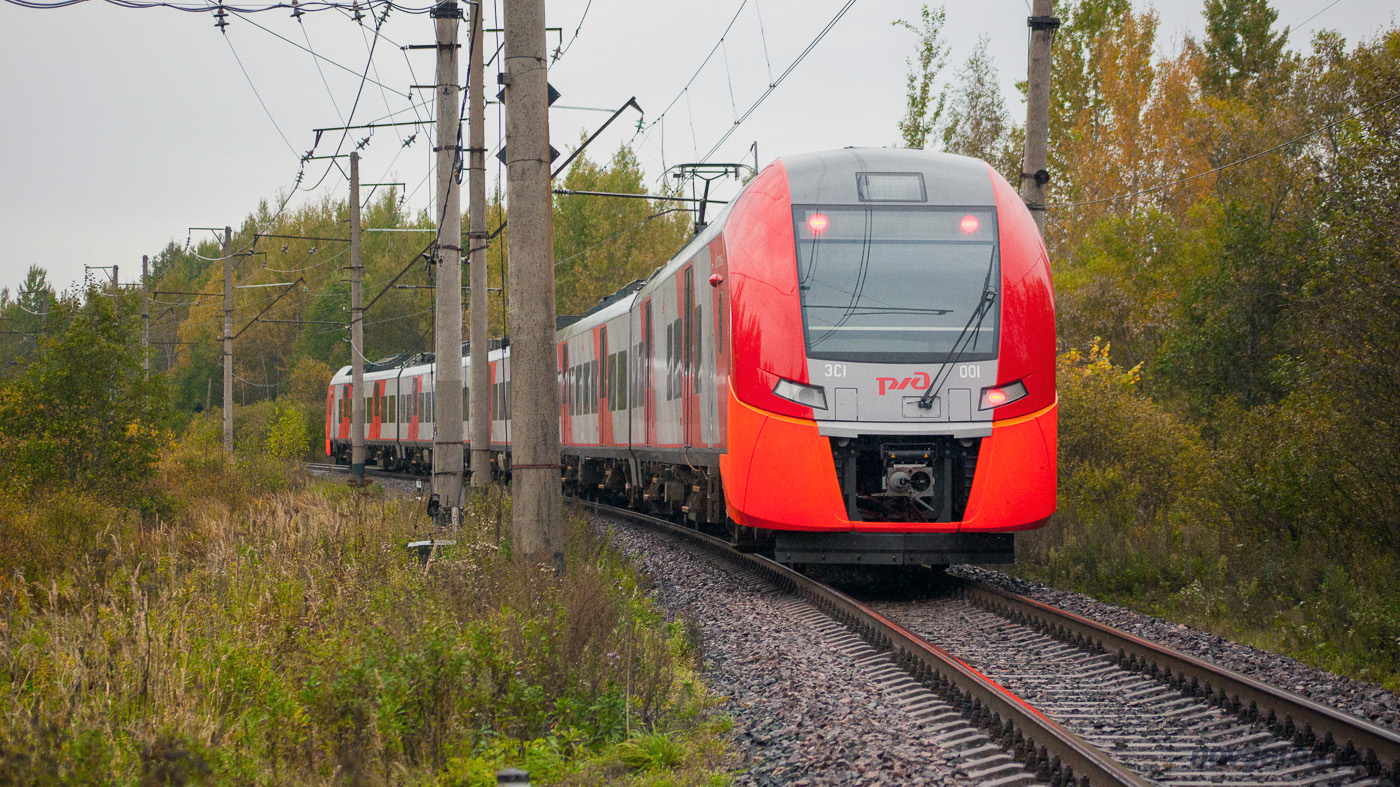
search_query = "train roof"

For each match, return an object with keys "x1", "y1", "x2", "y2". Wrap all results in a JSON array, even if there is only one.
[{"x1": 781, "y1": 147, "x2": 996, "y2": 207}]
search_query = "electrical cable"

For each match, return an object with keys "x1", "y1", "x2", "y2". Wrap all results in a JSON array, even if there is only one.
[
  {"x1": 3, "y1": 0, "x2": 444, "y2": 13},
  {"x1": 553, "y1": 208, "x2": 687, "y2": 268},
  {"x1": 1293, "y1": 0, "x2": 1343, "y2": 33},
  {"x1": 229, "y1": 8, "x2": 408, "y2": 99},
  {"x1": 550, "y1": 0, "x2": 592, "y2": 63},
  {"x1": 752, "y1": 0, "x2": 774, "y2": 85},
  {"x1": 223, "y1": 31, "x2": 299, "y2": 156},
  {"x1": 629, "y1": 0, "x2": 749, "y2": 147},
  {"x1": 301, "y1": 15, "x2": 349, "y2": 127},
  {"x1": 700, "y1": 0, "x2": 858, "y2": 162},
  {"x1": 299, "y1": 1, "x2": 391, "y2": 194}
]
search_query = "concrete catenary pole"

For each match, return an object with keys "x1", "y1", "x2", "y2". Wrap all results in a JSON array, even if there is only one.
[
  {"x1": 141, "y1": 254, "x2": 150, "y2": 378},
  {"x1": 468, "y1": 0, "x2": 490, "y2": 490},
  {"x1": 503, "y1": 0, "x2": 563, "y2": 565},
  {"x1": 1021, "y1": 0, "x2": 1058, "y2": 237},
  {"x1": 351, "y1": 151, "x2": 367, "y2": 482},
  {"x1": 432, "y1": 0, "x2": 466, "y2": 517},
  {"x1": 222, "y1": 226, "x2": 233, "y2": 453}
]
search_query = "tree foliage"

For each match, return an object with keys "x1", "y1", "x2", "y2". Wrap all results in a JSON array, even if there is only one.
[
  {"x1": 552, "y1": 144, "x2": 692, "y2": 318},
  {"x1": 0, "y1": 287, "x2": 172, "y2": 506},
  {"x1": 1200, "y1": 0, "x2": 1292, "y2": 100},
  {"x1": 996, "y1": 1, "x2": 1400, "y2": 680},
  {"x1": 940, "y1": 36, "x2": 1022, "y2": 180},
  {"x1": 894, "y1": 4, "x2": 950, "y2": 149}
]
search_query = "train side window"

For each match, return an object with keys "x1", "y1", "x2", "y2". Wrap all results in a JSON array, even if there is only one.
[
  {"x1": 389, "y1": 394, "x2": 396, "y2": 423},
  {"x1": 463, "y1": 385, "x2": 469, "y2": 420},
  {"x1": 644, "y1": 302, "x2": 653, "y2": 398},
  {"x1": 561, "y1": 345, "x2": 569, "y2": 415},
  {"x1": 672, "y1": 319, "x2": 683, "y2": 398},
  {"x1": 664, "y1": 321, "x2": 673, "y2": 401},
  {"x1": 607, "y1": 353, "x2": 616, "y2": 411},
  {"x1": 505, "y1": 381, "x2": 511, "y2": 419},
  {"x1": 617, "y1": 349, "x2": 628, "y2": 411},
  {"x1": 599, "y1": 327, "x2": 608, "y2": 405}
]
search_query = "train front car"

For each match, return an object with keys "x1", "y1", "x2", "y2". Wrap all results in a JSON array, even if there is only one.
[{"x1": 721, "y1": 148, "x2": 1056, "y2": 566}]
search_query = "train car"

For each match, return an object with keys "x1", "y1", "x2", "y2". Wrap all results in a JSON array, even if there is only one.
[{"x1": 328, "y1": 147, "x2": 1056, "y2": 566}]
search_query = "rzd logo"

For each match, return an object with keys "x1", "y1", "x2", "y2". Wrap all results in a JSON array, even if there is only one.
[{"x1": 876, "y1": 372, "x2": 930, "y2": 396}]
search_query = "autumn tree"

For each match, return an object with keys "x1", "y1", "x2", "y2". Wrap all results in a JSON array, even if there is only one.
[
  {"x1": 552, "y1": 144, "x2": 691, "y2": 317},
  {"x1": 894, "y1": 4, "x2": 950, "y2": 149},
  {"x1": 939, "y1": 35, "x2": 1022, "y2": 180},
  {"x1": 1200, "y1": 0, "x2": 1291, "y2": 100}
]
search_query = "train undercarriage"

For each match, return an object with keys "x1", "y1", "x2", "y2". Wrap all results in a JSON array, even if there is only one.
[{"x1": 330, "y1": 441, "x2": 1011, "y2": 568}]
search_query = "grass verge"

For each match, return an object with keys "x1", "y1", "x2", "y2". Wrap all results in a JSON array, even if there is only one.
[{"x1": 0, "y1": 425, "x2": 732, "y2": 785}]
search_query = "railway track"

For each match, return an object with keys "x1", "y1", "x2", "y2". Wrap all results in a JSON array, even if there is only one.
[
  {"x1": 586, "y1": 502, "x2": 1399, "y2": 786},
  {"x1": 303, "y1": 465, "x2": 1399, "y2": 785}
]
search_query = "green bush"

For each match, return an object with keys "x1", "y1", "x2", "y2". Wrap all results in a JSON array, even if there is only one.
[
  {"x1": 1020, "y1": 342, "x2": 1221, "y2": 596},
  {"x1": 264, "y1": 404, "x2": 311, "y2": 460},
  {"x1": 1019, "y1": 343, "x2": 1400, "y2": 689}
]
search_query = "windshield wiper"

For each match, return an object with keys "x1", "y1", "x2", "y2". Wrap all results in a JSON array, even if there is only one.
[{"x1": 917, "y1": 249, "x2": 999, "y2": 410}]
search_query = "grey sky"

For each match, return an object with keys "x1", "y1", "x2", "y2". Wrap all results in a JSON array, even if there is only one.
[{"x1": 0, "y1": 0, "x2": 1394, "y2": 297}]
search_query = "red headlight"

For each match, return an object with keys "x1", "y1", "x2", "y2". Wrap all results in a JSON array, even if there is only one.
[
  {"x1": 979, "y1": 380, "x2": 1028, "y2": 410},
  {"x1": 808, "y1": 213, "x2": 829, "y2": 234}
]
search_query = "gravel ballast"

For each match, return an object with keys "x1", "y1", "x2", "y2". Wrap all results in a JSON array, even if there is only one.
[
  {"x1": 600, "y1": 515, "x2": 1031, "y2": 787},
  {"x1": 954, "y1": 565, "x2": 1400, "y2": 735}
]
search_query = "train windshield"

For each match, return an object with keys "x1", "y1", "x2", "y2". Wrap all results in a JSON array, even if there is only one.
[{"x1": 793, "y1": 206, "x2": 999, "y2": 363}]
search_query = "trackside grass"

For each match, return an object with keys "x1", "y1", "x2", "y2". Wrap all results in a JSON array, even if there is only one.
[{"x1": 0, "y1": 425, "x2": 731, "y2": 786}]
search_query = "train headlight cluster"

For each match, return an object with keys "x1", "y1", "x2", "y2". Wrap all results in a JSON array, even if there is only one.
[
  {"x1": 773, "y1": 378, "x2": 828, "y2": 410},
  {"x1": 979, "y1": 380, "x2": 1028, "y2": 410}
]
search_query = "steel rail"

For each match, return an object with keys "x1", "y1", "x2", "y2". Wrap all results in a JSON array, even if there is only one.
[
  {"x1": 962, "y1": 581, "x2": 1400, "y2": 780},
  {"x1": 589, "y1": 502, "x2": 1151, "y2": 787}
]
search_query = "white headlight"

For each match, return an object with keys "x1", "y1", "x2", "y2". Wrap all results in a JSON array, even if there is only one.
[{"x1": 773, "y1": 378, "x2": 828, "y2": 410}]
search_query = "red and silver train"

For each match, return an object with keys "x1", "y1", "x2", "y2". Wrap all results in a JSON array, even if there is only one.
[{"x1": 328, "y1": 148, "x2": 1056, "y2": 565}]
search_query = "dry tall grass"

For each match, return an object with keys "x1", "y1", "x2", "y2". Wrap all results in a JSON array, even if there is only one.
[{"x1": 0, "y1": 428, "x2": 727, "y2": 785}]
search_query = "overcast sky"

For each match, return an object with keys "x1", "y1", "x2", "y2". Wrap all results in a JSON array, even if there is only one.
[{"x1": 0, "y1": 0, "x2": 1394, "y2": 298}]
